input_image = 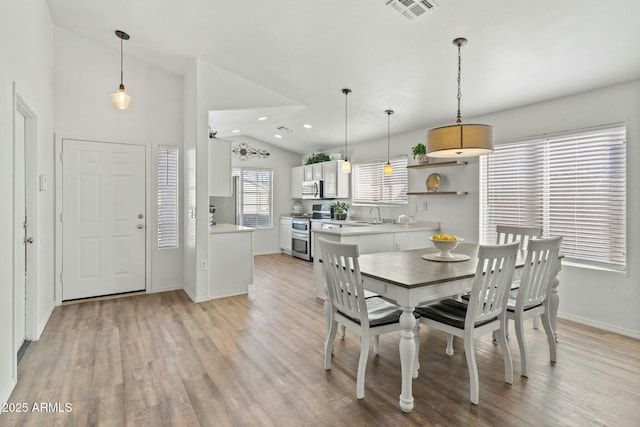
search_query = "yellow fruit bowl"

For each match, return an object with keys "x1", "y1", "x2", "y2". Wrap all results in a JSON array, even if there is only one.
[{"x1": 430, "y1": 236, "x2": 463, "y2": 258}]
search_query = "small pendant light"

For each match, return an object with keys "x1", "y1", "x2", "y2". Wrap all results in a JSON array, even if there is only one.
[
  {"x1": 341, "y1": 88, "x2": 352, "y2": 173},
  {"x1": 426, "y1": 38, "x2": 493, "y2": 157},
  {"x1": 111, "y1": 30, "x2": 133, "y2": 109},
  {"x1": 384, "y1": 109, "x2": 394, "y2": 175}
]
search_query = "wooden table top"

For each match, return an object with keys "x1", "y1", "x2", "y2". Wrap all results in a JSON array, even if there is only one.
[{"x1": 358, "y1": 243, "x2": 482, "y2": 289}]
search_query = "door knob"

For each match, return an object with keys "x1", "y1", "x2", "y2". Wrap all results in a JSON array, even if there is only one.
[
  {"x1": 137, "y1": 224, "x2": 144, "y2": 229},
  {"x1": 24, "y1": 237, "x2": 34, "y2": 244}
]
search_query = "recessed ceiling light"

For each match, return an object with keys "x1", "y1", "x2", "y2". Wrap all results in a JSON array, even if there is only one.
[
  {"x1": 258, "y1": 116, "x2": 268, "y2": 121},
  {"x1": 274, "y1": 134, "x2": 282, "y2": 138},
  {"x1": 232, "y1": 129, "x2": 240, "y2": 133},
  {"x1": 303, "y1": 124, "x2": 312, "y2": 129}
]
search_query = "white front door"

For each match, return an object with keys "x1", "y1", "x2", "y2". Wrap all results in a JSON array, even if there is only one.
[{"x1": 62, "y1": 140, "x2": 146, "y2": 300}]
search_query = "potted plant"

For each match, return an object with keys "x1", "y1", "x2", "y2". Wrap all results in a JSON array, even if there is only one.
[
  {"x1": 305, "y1": 152, "x2": 332, "y2": 165},
  {"x1": 332, "y1": 201, "x2": 349, "y2": 220},
  {"x1": 411, "y1": 143, "x2": 428, "y2": 164}
]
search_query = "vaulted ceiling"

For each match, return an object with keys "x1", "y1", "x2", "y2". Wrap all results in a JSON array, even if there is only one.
[{"x1": 47, "y1": 0, "x2": 640, "y2": 153}]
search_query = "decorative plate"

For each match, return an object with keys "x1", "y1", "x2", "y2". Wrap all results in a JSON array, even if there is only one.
[{"x1": 426, "y1": 173, "x2": 441, "y2": 192}]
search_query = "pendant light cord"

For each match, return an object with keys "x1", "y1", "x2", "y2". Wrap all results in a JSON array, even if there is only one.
[
  {"x1": 387, "y1": 111, "x2": 390, "y2": 163},
  {"x1": 120, "y1": 38, "x2": 124, "y2": 87},
  {"x1": 344, "y1": 92, "x2": 348, "y2": 159},
  {"x1": 456, "y1": 41, "x2": 462, "y2": 124}
]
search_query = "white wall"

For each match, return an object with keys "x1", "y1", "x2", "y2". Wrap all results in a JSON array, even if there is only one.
[
  {"x1": 54, "y1": 28, "x2": 185, "y2": 293},
  {"x1": 344, "y1": 80, "x2": 640, "y2": 338},
  {"x1": 228, "y1": 137, "x2": 302, "y2": 255},
  {"x1": 0, "y1": 0, "x2": 55, "y2": 404}
]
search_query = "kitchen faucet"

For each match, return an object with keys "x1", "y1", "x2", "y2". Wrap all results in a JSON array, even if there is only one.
[{"x1": 369, "y1": 206, "x2": 382, "y2": 224}]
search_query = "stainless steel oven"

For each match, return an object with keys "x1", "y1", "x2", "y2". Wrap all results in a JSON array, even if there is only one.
[{"x1": 291, "y1": 217, "x2": 311, "y2": 261}]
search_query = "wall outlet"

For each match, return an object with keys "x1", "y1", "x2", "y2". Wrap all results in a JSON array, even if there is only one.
[
  {"x1": 200, "y1": 260, "x2": 208, "y2": 271},
  {"x1": 422, "y1": 202, "x2": 428, "y2": 211}
]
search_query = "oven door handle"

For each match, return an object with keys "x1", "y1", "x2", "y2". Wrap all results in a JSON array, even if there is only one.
[{"x1": 292, "y1": 230, "x2": 310, "y2": 240}]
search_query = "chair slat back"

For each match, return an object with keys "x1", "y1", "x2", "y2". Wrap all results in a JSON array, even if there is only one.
[
  {"x1": 466, "y1": 242, "x2": 520, "y2": 328},
  {"x1": 496, "y1": 225, "x2": 543, "y2": 250},
  {"x1": 319, "y1": 239, "x2": 368, "y2": 326},
  {"x1": 517, "y1": 236, "x2": 563, "y2": 310}
]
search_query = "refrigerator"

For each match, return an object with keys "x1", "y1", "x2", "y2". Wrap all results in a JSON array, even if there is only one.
[{"x1": 210, "y1": 176, "x2": 239, "y2": 225}]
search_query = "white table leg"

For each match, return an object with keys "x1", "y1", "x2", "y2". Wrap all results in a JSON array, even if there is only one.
[
  {"x1": 399, "y1": 306, "x2": 416, "y2": 413},
  {"x1": 549, "y1": 277, "x2": 560, "y2": 341}
]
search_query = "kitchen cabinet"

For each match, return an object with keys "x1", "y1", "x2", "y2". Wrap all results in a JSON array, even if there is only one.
[
  {"x1": 292, "y1": 160, "x2": 349, "y2": 199},
  {"x1": 406, "y1": 160, "x2": 468, "y2": 196},
  {"x1": 209, "y1": 225, "x2": 254, "y2": 299},
  {"x1": 290, "y1": 166, "x2": 303, "y2": 198},
  {"x1": 209, "y1": 138, "x2": 232, "y2": 197},
  {"x1": 322, "y1": 160, "x2": 349, "y2": 198},
  {"x1": 394, "y1": 230, "x2": 433, "y2": 251},
  {"x1": 280, "y1": 217, "x2": 292, "y2": 253}
]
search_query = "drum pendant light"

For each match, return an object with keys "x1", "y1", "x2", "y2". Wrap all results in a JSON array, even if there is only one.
[
  {"x1": 384, "y1": 109, "x2": 394, "y2": 175},
  {"x1": 341, "y1": 88, "x2": 352, "y2": 173},
  {"x1": 111, "y1": 30, "x2": 133, "y2": 109},
  {"x1": 426, "y1": 38, "x2": 493, "y2": 158}
]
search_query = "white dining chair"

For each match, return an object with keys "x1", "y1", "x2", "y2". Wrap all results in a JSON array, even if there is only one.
[
  {"x1": 415, "y1": 242, "x2": 520, "y2": 404},
  {"x1": 506, "y1": 236, "x2": 562, "y2": 377},
  {"x1": 319, "y1": 238, "x2": 419, "y2": 399}
]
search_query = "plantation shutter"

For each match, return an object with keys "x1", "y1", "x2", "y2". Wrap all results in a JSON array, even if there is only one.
[{"x1": 158, "y1": 146, "x2": 179, "y2": 249}]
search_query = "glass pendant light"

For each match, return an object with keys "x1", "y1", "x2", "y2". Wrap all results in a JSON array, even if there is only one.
[
  {"x1": 426, "y1": 38, "x2": 493, "y2": 157},
  {"x1": 384, "y1": 109, "x2": 394, "y2": 175},
  {"x1": 111, "y1": 30, "x2": 133, "y2": 109},
  {"x1": 341, "y1": 88, "x2": 351, "y2": 173}
]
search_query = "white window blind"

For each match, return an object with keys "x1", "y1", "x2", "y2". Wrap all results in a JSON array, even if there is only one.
[
  {"x1": 158, "y1": 146, "x2": 179, "y2": 249},
  {"x1": 480, "y1": 124, "x2": 626, "y2": 270},
  {"x1": 352, "y1": 155, "x2": 408, "y2": 205},
  {"x1": 233, "y1": 167, "x2": 273, "y2": 228}
]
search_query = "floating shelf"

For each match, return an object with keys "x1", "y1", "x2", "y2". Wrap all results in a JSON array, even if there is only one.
[
  {"x1": 407, "y1": 160, "x2": 468, "y2": 169},
  {"x1": 407, "y1": 191, "x2": 468, "y2": 196}
]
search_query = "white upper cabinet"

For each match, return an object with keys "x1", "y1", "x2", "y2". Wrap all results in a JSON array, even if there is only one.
[
  {"x1": 290, "y1": 166, "x2": 303, "y2": 198},
  {"x1": 209, "y1": 138, "x2": 232, "y2": 197},
  {"x1": 323, "y1": 160, "x2": 349, "y2": 199}
]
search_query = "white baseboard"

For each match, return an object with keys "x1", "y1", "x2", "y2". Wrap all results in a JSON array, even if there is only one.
[
  {"x1": 209, "y1": 290, "x2": 249, "y2": 300},
  {"x1": 36, "y1": 304, "x2": 55, "y2": 340},
  {"x1": 148, "y1": 284, "x2": 183, "y2": 294},
  {"x1": 1, "y1": 377, "x2": 17, "y2": 405},
  {"x1": 253, "y1": 250, "x2": 282, "y2": 256},
  {"x1": 182, "y1": 286, "x2": 209, "y2": 303},
  {"x1": 558, "y1": 311, "x2": 640, "y2": 339}
]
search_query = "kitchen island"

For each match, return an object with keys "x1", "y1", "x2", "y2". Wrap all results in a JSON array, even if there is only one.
[
  {"x1": 311, "y1": 221, "x2": 440, "y2": 299},
  {"x1": 209, "y1": 223, "x2": 254, "y2": 299}
]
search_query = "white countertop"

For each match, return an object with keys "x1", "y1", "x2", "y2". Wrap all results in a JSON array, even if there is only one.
[
  {"x1": 210, "y1": 223, "x2": 255, "y2": 234},
  {"x1": 311, "y1": 221, "x2": 439, "y2": 236}
]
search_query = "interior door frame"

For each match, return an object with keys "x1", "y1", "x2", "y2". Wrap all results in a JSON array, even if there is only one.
[
  {"x1": 12, "y1": 83, "x2": 39, "y2": 378},
  {"x1": 54, "y1": 136, "x2": 152, "y2": 305}
]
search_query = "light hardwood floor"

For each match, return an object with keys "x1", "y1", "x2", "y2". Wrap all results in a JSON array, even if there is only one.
[{"x1": 3, "y1": 253, "x2": 639, "y2": 426}]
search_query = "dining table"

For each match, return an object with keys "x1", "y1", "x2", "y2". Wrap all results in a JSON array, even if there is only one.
[{"x1": 355, "y1": 242, "x2": 561, "y2": 413}]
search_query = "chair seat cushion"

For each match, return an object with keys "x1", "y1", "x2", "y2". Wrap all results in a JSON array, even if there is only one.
[
  {"x1": 338, "y1": 297, "x2": 419, "y2": 328},
  {"x1": 415, "y1": 299, "x2": 497, "y2": 329},
  {"x1": 506, "y1": 297, "x2": 542, "y2": 312}
]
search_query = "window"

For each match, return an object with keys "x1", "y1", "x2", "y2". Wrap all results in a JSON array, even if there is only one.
[
  {"x1": 480, "y1": 124, "x2": 626, "y2": 270},
  {"x1": 233, "y1": 167, "x2": 273, "y2": 228},
  {"x1": 352, "y1": 155, "x2": 408, "y2": 205},
  {"x1": 158, "y1": 146, "x2": 179, "y2": 249}
]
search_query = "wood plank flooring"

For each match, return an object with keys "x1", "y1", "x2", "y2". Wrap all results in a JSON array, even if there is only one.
[{"x1": 2, "y1": 253, "x2": 639, "y2": 426}]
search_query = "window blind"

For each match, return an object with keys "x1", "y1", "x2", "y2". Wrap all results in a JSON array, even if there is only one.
[
  {"x1": 233, "y1": 167, "x2": 273, "y2": 228},
  {"x1": 352, "y1": 155, "x2": 408, "y2": 205},
  {"x1": 480, "y1": 124, "x2": 626, "y2": 270},
  {"x1": 158, "y1": 146, "x2": 179, "y2": 249}
]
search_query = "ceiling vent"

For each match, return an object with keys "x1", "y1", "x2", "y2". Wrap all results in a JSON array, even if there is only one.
[
  {"x1": 276, "y1": 126, "x2": 294, "y2": 133},
  {"x1": 386, "y1": 0, "x2": 439, "y2": 20}
]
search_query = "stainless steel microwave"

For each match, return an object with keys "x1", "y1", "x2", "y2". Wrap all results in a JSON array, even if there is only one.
[{"x1": 302, "y1": 180, "x2": 323, "y2": 199}]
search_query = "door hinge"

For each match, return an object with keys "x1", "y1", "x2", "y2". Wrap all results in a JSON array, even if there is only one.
[
  {"x1": 60, "y1": 272, "x2": 63, "y2": 283},
  {"x1": 60, "y1": 152, "x2": 64, "y2": 162},
  {"x1": 60, "y1": 212, "x2": 63, "y2": 222}
]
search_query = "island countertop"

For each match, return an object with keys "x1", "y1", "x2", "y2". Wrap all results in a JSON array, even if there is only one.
[
  {"x1": 209, "y1": 223, "x2": 255, "y2": 234},
  {"x1": 311, "y1": 221, "x2": 439, "y2": 236}
]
